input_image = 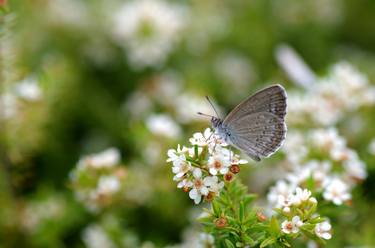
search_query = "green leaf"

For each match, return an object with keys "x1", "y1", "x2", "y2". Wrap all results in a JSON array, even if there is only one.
[
  {"x1": 243, "y1": 194, "x2": 257, "y2": 206},
  {"x1": 194, "y1": 145, "x2": 198, "y2": 158},
  {"x1": 260, "y1": 237, "x2": 276, "y2": 248},
  {"x1": 239, "y1": 201, "x2": 245, "y2": 222},
  {"x1": 270, "y1": 216, "x2": 280, "y2": 236},
  {"x1": 212, "y1": 200, "x2": 221, "y2": 217},
  {"x1": 243, "y1": 235, "x2": 256, "y2": 246},
  {"x1": 225, "y1": 239, "x2": 236, "y2": 248}
]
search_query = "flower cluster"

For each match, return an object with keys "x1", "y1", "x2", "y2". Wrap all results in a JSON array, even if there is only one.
[
  {"x1": 167, "y1": 128, "x2": 248, "y2": 204},
  {"x1": 112, "y1": 0, "x2": 189, "y2": 70},
  {"x1": 69, "y1": 148, "x2": 127, "y2": 212},
  {"x1": 276, "y1": 187, "x2": 332, "y2": 241},
  {"x1": 268, "y1": 127, "x2": 366, "y2": 207},
  {"x1": 287, "y1": 61, "x2": 375, "y2": 126}
]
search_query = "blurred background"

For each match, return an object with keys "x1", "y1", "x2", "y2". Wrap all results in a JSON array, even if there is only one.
[{"x1": 1, "y1": 0, "x2": 375, "y2": 247}]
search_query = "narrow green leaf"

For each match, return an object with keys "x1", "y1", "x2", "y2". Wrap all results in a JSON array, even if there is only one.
[
  {"x1": 225, "y1": 239, "x2": 236, "y2": 248},
  {"x1": 243, "y1": 194, "x2": 257, "y2": 206},
  {"x1": 239, "y1": 201, "x2": 245, "y2": 222},
  {"x1": 260, "y1": 237, "x2": 276, "y2": 248},
  {"x1": 212, "y1": 200, "x2": 221, "y2": 217},
  {"x1": 270, "y1": 216, "x2": 280, "y2": 236}
]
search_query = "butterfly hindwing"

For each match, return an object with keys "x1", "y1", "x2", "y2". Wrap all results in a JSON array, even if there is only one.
[{"x1": 226, "y1": 111, "x2": 287, "y2": 160}]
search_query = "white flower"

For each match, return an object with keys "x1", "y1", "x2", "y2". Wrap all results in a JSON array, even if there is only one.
[
  {"x1": 13, "y1": 77, "x2": 42, "y2": 101},
  {"x1": 82, "y1": 224, "x2": 116, "y2": 248},
  {"x1": 0, "y1": 93, "x2": 18, "y2": 119},
  {"x1": 189, "y1": 168, "x2": 209, "y2": 204},
  {"x1": 281, "y1": 216, "x2": 303, "y2": 234},
  {"x1": 199, "y1": 233, "x2": 215, "y2": 247},
  {"x1": 343, "y1": 156, "x2": 367, "y2": 182},
  {"x1": 277, "y1": 194, "x2": 294, "y2": 213},
  {"x1": 323, "y1": 178, "x2": 351, "y2": 205},
  {"x1": 146, "y1": 114, "x2": 181, "y2": 138},
  {"x1": 79, "y1": 148, "x2": 121, "y2": 169},
  {"x1": 171, "y1": 154, "x2": 192, "y2": 179},
  {"x1": 177, "y1": 179, "x2": 193, "y2": 189},
  {"x1": 267, "y1": 180, "x2": 295, "y2": 207},
  {"x1": 315, "y1": 221, "x2": 332, "y2": 240},
  {"x1": 207, "y1": 153, "x2": 231, "y2": 175},
  {"x1": 166, "y1": 145, "x2": 188, "y2": 162},
  {"x1": 112, "y1": 0, "x2": 188, "y2": 69},
  {"x1": 189, "y1": 128, "x2": 213, "y2": 146},
  {"x1": 96, "y1": 175, "x2": 121, "y2": 195},
  {"x1": 293, "y1": 187, "x2": 312, "y2": 205},
  {"x1": 204, "y1": 176, "x2": 224, "y2": 195}
]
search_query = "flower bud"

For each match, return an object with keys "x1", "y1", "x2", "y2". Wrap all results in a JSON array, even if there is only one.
[
  {"x1": 214, "y1": 216, "x2": 227, "y2": 228},
  {"x1": 230, "y1": 164, "x2": 240, "y2": 174},
  {"x1": 224, "y1": 172, "x2": 234, "y2": 182},
  {"x1": 256, "y1": 212, "x2": 267, "y2": 222}
]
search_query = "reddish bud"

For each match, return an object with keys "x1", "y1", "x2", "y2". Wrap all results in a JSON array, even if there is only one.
[
  {"x1": 256, "y1": 212, "x2": 267, "y2": 222},
  {"x1": 224, "y1": 172, "x2": 234, "y2": 182},
  {"x1": 230, "y1": 164, "x2": 240, "y2": 174},
  {"x1": 214, "y1": 216, "x2": 227, "y2": 228}
]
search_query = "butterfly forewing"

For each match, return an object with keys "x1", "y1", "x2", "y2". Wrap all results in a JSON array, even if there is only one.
[
  {"x1": 223, "y1": 84, "x2": 287, "y2": 161},
  {"x1": 223, "y1": 84, "x2": 287, "y2": 125}
]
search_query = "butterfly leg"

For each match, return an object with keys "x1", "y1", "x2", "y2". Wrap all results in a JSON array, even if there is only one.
[{"x1": 229, "y1": 146, "x2": 232, "y2": 164}]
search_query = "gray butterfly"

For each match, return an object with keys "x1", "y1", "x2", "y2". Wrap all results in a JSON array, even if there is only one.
[{"x1": 199, "y1": 84, "x2": 287, "y2": 162}]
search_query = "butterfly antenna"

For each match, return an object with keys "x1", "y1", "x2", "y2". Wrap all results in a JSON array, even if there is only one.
[
  {"x1": 205, "y1": 96, "x2": 221, "y2": 118},
  {"x1": 197, "y1": 112, "x2": 214, "y2": 118}
]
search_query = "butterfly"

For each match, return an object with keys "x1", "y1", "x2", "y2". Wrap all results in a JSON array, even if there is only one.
[{"x1": 198, "y1": 84, "x2": 287, "y2": 162}]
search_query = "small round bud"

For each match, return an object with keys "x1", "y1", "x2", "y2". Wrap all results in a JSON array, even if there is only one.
[
  {"x1": 230, "y1": 164, "x2": 240, "y2": 174},
  {"x1": 256, "y1": 212, "x2": 267, "y2": 222},
  {"x1": 224, "y1": 172, "x2": 234, "y2": 182},
  {"x1": 283, "y1": 207, "x2": 291, "y2": 213},
  {"x1": 309, "y1": 197, "x2": 317, "y2": 204},
  {"x1": 214, "y1": 216, "x2": 227, "y2": 228},
  {"x1": 205, "y1": 191, "x2": 216, "y2": 202}
]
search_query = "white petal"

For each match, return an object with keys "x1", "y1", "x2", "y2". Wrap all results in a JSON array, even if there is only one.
[
  {"x1": 209, "y1": 168, "x2": 218, "y2": 175},
  {"x1": 321, "y1": 233, "x2": 332, "y2": 240},
  {"x1": 193, "y1": 168, "x2": 202, "y2": 178},
  {"x1": 189, "y1": 188, "x2": 198, "y2": 200}
]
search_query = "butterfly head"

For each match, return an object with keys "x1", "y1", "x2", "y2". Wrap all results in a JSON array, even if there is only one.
[{"x1": 211, "y1": 117, "x2": 223, "y2": 129}]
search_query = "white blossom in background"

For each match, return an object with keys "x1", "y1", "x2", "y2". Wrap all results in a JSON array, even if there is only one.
[
  {"x1": 167, "y1": 128, "x2": 247, "y2": 204},
  {"x1": 77, "y1": 148, "x2": 121, "y2": 170},
  {"x1": 271, "y1": 127, "x2": 365, "y2": 207},
  {"x1": 146, "y1": 114, "x2": 181, "y2": 139},
  {"x1": 70, "y1": 148, "x2": 126, "y2": 212},
  {"x1": 112, "y1": 0, "x2": 189, "y2": 69},
  {"x1": 96, "y1": 175, "x2": 121, "y2": 195},
  {"x1": 287, "y1": 61, "x2": 375, "y2": 126},
  {"x1": 323, "y1": 178, "x2": 351, "y2": 205},
  {"x1": 47, "y1": 0, "x2": 89, "y2": 28},
  {"x1": 0, "y1": 93, "x2": 18, "y2": 119},
  {"x1": 82, "y1": 224, "x2": 116, "y2": 248},
  {"x1": 21, "y1": 195, "x2": 66, "y2": 232},
  {"x1": 13, "y1": 77, "x2": 42, "y2": 101},
  {"x1": 275, "y1": 44, "x2": 316, "y2": 89},
  {"x1": 175, "y1": 93, "x2": 219, "y2": 124},
  {"x1": 315, "y1": 221, "x2": 332, "y2": 240}
]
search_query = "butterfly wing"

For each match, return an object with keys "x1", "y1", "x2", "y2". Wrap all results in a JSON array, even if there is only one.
[
  {"x1": 223, "y1": 84, "x2": 287, "y2": 124},
  {"x1": 223, "y1": 84, "x2": 287, "y2": 161},
  {"x1": 227, "y1": 112, "x2": 286, "y2": 161}
]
